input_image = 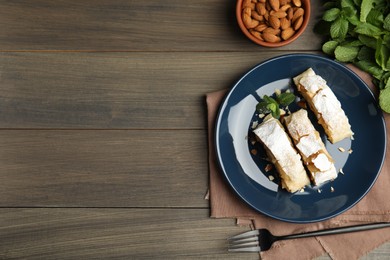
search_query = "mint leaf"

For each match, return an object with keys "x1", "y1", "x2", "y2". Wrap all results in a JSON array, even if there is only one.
[
  {"x1": 323, "y1": 8, "x2": 341, "y2": 22},
  {"x1": 267, "y1": 103, "x2": 280, "y2": 119},
  {"x1": 258, "y1": 95, "x2": 280, "y2": 119},
  {"x1": 386, "y1": 57, "x2": 390, "y2": 71},
  {"x1": 378, "y1": 72, "x2": 390, "y2": 89},
  {"x1": 341, "y1": 0, "x2": 357, "y2": 9},
  {"x1": 271, "y1": 108, "x2": 280, "y2": 119},
  {"x1": 330, "y1": 17, "x2": 349, "y2": 39},
  {"x1": 322, "y1": 40, "x2": 339, "y2": 55},
  {"x1": 358, "y1": 34, "x2": 377, "y2": 48},
  {"x1": 358, "y1": 45, "x2": 375, "y2": 61},
  {"x1": 342, "y1": 39, "x2": 364, "y2": 47},
  {"x1": 334, "y1": 45, "x2": 360, "y2": 62},
  {"x1": 372, "y1": 0, "x2": 389, "y2": 13},
  {"x1": 381, "y1": 72, "x2": 390, "y2": 90},
  {"x1": 383, "y1": 34, "x2": 390, "y2": 48},
  {"x1": 277, "y1": 92, "x2": 296, "y2": 106},
  {"x1": 379, "y1": 86, "x2": 390, "y2": 112},
  {"x1": 354, "y1": 22, "x2": 383, "y2": 38},
  {"x1": 263, "y1": 95, "x2": 277, "y2": 105},
  {"x1": 355, "y1": 60, "x2": 384, "y2": 79},
  {"x1": 366, "y1": 9, "x2": 384, "y2": 28},
  {"x1": 266, "y1": 101, "x2": 279, "y2": 119},
  {"x1": 360, "y1": 0, "x2": 375, "y2": 22},
  {"x1": 342, "y1": 7, "x2": 357, "y2": 19},
  {"x1": 347, "y1": 13, "x2": 360, "y2": 25},
  {"x1": 376, "y1": 38, "x2": 390, "y2": 71},
  {"x1": 267, "y1": 102, "x2": 277, "y2": 111},
  {"x1": 384, "y1": 13, "x2": 390, "y2": 31},
  {"x1": 256, "y1": 101, "x2": 270, "y2": 114}
]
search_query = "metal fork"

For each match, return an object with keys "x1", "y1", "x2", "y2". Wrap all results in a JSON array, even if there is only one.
[{"x1": 228, "y1": 222, "x2": 390, "y2": 252}]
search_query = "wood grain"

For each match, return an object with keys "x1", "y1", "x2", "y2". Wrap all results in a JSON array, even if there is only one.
[
  {"x1": 0, "y1": 0, "x2": 389, "y2": 259},
  {"x1": 0, "y1": 51, "x2": 318, "y2": 129},
  {"x1": 0, "y1": 130, "x2": 208, "y2": 207},
  {"x1": 0, "y1": 0, "x2": 324, "y2": 51},
  {"x1": 1, "y1": 208, "x2": 388, "y2": 259},
  {"x1": 0, "y1": 208, "x2": 256, "y2": 259}
]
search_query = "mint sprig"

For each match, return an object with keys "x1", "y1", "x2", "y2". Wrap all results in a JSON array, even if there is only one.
[
  {"x1": 316, "y1": 0, "x2": 390, "y2": 112},
  {"x1": 256, "y1": 91, "x2": 295, "y2": 119}
]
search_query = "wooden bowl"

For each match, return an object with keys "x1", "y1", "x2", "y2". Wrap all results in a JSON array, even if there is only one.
[{"x1": 236, "y1": 0, "x2": 311, "y2": 47}]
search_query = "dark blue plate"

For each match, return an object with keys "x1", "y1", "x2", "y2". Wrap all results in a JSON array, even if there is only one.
[{"x1": 215, "y1": 54, "x2": 386, "y2": 223}]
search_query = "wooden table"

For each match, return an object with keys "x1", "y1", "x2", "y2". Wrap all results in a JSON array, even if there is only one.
[{"x1": 0, "y1": 1, "x2": 388, "y2": 259}]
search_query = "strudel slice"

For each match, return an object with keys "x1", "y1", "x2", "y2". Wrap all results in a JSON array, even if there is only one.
[
  {"x1": 284, "y1": 109, "x2": 338, "y2": 186},
  {"x1": 253, "y1": 117, "x2": 310, "y2": 193},
  {"x1": 293, "y1": 68, "x2": 353, "y2": 143}
]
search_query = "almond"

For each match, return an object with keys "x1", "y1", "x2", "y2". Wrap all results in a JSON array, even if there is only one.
[
  {"x1": 256, "y1": 3, "x2": 267, "y2": 16},
  {"x1": 251, "y1": 11, "x2": 264, "y2": 21},
  {"x1": 263, "y1": 32, "x2": 281, "y2": 43},
  {"x1": 280, "y1": 0, "x2": 289, "y2": 5},
  {"x1": 265, "y1": 1, "x2": 271, "y2": 11},
  {"x1": 243, "y1": 7, "x2": 251, "y2": 16},
  {"x1": 280, "y1": 17, "x2": 291, "y2": 30},
  {"x1": 281, "y1": 27, "x2": 295, "y2": 40},
  {"x1": 250, "y1": 30, "x2": 263, "y2": 40},
  {"x1": 273, "y1": 10, "x2": 287, "y2": 18},
  {"x1": 269, "y1": 0, "x2": 280, "y2": 11},
  {"x1": 280, "y1": 4, "x2": 291, "y2": 11},
  {"x1": 242, "y1": 0, "x2": 252, "y2": 9},
  {"x1": 292, "y1": 0, "x2": 302, "y2": 7},
  {"x1": 254, "y1": 23, "x2": 268, "y2": 32},
  {"x1": 264, "y1": 12, "x2": 269, "y2": 21},
  {"x1": 269, "y1": 15, "x2": 281, "y2": 29},
  {"x1": 293, "y1": 15, "x2": 304, "y2": 30},
  {"x1": 292, "y1": 8, "x2": 304, "y2": 22},
  {"x1": 287, "y1": 7, "x2": 294, "y2": 20},
  {"x1": 263, "y1": 27, "x2": 281, "y2": 35},
  {"x1": 243, "y1": 11, "x2": 260, "y2": 29}
]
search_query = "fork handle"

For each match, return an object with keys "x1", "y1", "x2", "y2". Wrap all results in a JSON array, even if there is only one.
[{"x1": 279, "y1": 222, "x2": 390, "y2": 240}]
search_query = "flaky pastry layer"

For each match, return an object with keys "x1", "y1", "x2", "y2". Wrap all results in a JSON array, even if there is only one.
[
  {"x1": 284, "y1": 109, "x2": 338, "y2": 186},
  {"x1": 253, "y1": 117, "x2": 310, "y2": 193},
  {"x1": 293, "y1": 68, "x2": 353, "y2": 143}
]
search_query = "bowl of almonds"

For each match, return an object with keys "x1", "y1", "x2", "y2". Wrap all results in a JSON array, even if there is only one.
[{"x1": 236, "y1": 0, "x2": 310, "y2": 47}]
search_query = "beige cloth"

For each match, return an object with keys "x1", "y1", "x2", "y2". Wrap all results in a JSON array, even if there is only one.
[{"x1": 206, "y1": 65, "x2": 390, "y2": 259}]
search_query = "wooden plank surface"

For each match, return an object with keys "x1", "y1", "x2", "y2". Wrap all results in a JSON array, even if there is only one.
[
  {"x1": 0, "y1": 0, "x2": 389, "y2": 259},
  {"x1": 1, "y1": 208, "x2": 389, "y2": 260},
  {"x1": 0, "y1": 208, "x2": 254, "y2": 259},
  {"x1": 0, "y1": 0, "x2": 324, "y2": 51},
  {"x1": 0, "y1": 51, "x2": 314, "y2": 129},
  {"x1": 0, "y1": 129, "x2": 208, "y2": 207}
]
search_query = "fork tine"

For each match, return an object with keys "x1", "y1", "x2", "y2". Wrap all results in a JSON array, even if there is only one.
[
  {"x1": 228, "y1": 246, "x2": 261, "y2": 252},
  {"x1": 228, "y1": 235, "x2": 258, "y2": 245},
  {"x1": 228, "y1": 230, "x2": 261, "y2": 252},
  {"x1": 228, "y1": 241, "x2": 261, "y2": 252},
  {"x1": 227, "y1": 229, "x2": 259, "y2": 241}
]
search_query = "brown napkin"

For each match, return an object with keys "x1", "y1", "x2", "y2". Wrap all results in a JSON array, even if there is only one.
[{"x1": 207, "y1": 65, "x2": 390, "y2": 260}]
